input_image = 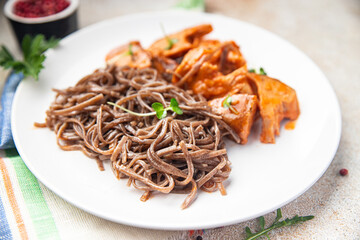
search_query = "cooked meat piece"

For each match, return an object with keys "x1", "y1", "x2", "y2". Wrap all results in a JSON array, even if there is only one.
[
  {"x1": 147, "y1": 24, "x2": 213, "y2": 58},
  {"x1": 172, "y1": 40, "x2": 248, "y2": 98},
  {"x1": 209, "y1": 94, "x2": 258, "y2": 144},
  {"x1": 151, "y1": 55, "x2": 178, "y2": 76},
  {"x1": 105, "y1": 41, "x2": 151, "y2": 68},
  {"x1": 172, "y1": 40, "x2": 246, "y2": 84},
  {"x1": 246, "y1": 73, "x2": 300, "y2": 143},
  {"x1": 218, "y1": 41, "x2": 246, "y2": 75},
  {"x1": 191, "y1": 66, "x2": 252, "y2": 99},
  {"x1": 172, "y1": 43, "x2": 219, "y2": 86},
  {"x1": 151, "y1": 55, "x2": 178, "y2": 82}
]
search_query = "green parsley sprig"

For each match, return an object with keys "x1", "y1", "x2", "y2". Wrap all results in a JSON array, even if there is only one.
[
  {"x1": 244, "y1": 209, "x2": 314, "y2": 240},
  {"x1": 160, "y1": 23, "x2": 178, "y2": 50},
  {"x1": 108, "y1": 98, "x2": 183, "y2": 120},
  {"x1": 223, "y1": 95, "x2": 239, "y2": 115},
  {"x1": 0, "y1": 34, "x2": 59, "y2": 80},
  {"x1": 248, "y1": 67, "x2": 267, "y2": 75}
]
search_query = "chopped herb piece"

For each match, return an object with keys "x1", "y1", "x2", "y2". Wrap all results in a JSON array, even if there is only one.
[
  {"x1": 223, "y1": 95, "x2": 232, "y2": 108},
  {"x1": 223, "y1": 95, "x2": 239, "y2": 115},
  {"x1": 160, "y1": 23, "x2": 178, "y2": 50},
  {"x1": 248, "y1": 67, "x2": 267, "y2": 75},
  {"x1": 127, "y1": 43, "x2": 133, "y2": 56},
  {"x1": 259, "y1": 67, "x2": 267, "y2": 75}
]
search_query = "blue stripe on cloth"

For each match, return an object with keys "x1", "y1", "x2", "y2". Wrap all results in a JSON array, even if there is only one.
[
  {"x1": 0, "y1": 72, "x2": 23, "y2": 149},
  {"x1": 0, "y1": 193, "x2": 13, "y2": 240}
]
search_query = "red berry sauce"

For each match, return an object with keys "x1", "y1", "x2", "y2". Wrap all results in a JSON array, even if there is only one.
[{"x1": 14, "y1": 0, "x2": 70, "y2": 18}]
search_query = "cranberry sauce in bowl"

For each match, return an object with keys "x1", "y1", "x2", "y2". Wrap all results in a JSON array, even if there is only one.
[
  {"x1": 13, "y1": 0, "x2": 70, "y2": 18},
  {"x1": 4, "y1": 0, "x2": 79, "y2": 47}
]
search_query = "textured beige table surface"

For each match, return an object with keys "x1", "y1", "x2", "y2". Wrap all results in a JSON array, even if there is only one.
[{"x1": 1, "y1": 0, "x2": 359, "y2": 239}]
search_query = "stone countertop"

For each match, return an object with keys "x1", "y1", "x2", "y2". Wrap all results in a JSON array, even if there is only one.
[{"x1": 1, "y1": 0, "x2": 359, "y2": 239}]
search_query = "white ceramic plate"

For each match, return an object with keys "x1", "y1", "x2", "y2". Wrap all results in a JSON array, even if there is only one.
[{"x1": 11, "y1": 10, "x2": 341, "y2": 230}]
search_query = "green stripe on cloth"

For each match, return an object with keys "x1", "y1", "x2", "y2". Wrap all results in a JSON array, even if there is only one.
[{"x1": 5, "y1": 149, "x2": 60, "y2": 240}]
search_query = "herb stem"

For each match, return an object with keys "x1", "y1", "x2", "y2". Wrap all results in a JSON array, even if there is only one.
[
  {"x1": 160, "y1": 23, "x2": 171, "y2": 44},
  {"x1": 107, "y1": 102, "x2": 156, "y2": 117},
  {"x1": 246, "y1": 225, "x2": 276, "y2": 240},
  {"x1": 244, "y1": 209, "x2": 314, "y2": 240}
]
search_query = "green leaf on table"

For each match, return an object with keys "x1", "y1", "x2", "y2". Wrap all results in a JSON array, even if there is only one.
[
  {"x1": 274, "y1": 208, "x2": 282, "y2": 223},
  {"x1": 259, "y1": 216, "x2": 265, "y2": 230},
  {"x1": 245, "y1": 227, "x2": 253, "y2": 237},
  {"x1": 0, "y1": 46, "x2": 16, "y2": 69},
  {"x1": 0, "y1": 34, "x2": 59, "y2": 80},
  {"x1": 244, "y1": 208, "x2": 314, "y2": 240}
]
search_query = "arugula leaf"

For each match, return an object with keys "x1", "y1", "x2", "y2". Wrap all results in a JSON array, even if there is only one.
[
  {"x1": 259, "y1": 216, "x2": 265, "y2": 230},
  {"x1": 108, "y1": 98, "x2": 183, "y2": 120},
  {"x1": 248, "y1": 69, "x2": 256, "y2": 73},
  {"x1": 244, "y1": 209, "x2": 314, "y2": 240},
  {"x1": 274, "y1": 208, "x2": 282, "y2": 223},
  {"x1": 0, "y1": 34, "x2": 59, "y2": 80}
]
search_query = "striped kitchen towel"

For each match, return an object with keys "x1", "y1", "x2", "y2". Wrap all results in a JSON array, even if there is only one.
[{"x1": 0, "y1": 149, "x2": 188, "y2": 240}]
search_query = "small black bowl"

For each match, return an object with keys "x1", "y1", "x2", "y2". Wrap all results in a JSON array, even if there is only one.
[{"x1": 4, "y1": 0, "x2": 79, "y2": 47}]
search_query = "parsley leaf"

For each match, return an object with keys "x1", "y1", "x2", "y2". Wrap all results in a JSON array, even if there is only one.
[{"x1": 0, "y1": 34, "x2": 59, "y2": 80}]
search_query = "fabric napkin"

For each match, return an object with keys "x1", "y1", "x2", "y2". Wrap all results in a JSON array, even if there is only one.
[{"x1": 0, "y1": 72, "x2": 23, "y2": 149}]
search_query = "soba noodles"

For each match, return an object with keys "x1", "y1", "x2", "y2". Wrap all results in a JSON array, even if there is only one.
[{"x1": 36, "y1": 65, "x2": 240, "y2": 209}]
